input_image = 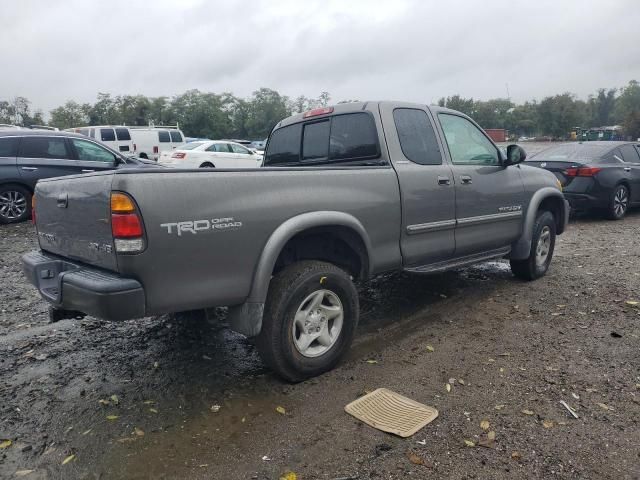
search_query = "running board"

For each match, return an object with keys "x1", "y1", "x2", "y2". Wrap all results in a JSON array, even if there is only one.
[{"x1": 404, "y1": 247, "x2": 511, "y2": 274}]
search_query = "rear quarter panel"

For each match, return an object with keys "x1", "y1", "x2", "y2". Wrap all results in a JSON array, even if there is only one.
[
  {"x1": 0, "y1": 153, "x2": 21, "y2": 187},
  {"x1": 112, "y1": 168, "x2": 402, "y2": 315}
]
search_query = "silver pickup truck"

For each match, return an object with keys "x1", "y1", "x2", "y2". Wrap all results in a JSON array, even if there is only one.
[{"x1": 22, "y1": 101, "x2": 569, "y2": 381}]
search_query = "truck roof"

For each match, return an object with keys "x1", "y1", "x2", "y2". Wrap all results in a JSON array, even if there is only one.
[{"x1": 275, "y1": 101, "x2": 466, "y2": 129}]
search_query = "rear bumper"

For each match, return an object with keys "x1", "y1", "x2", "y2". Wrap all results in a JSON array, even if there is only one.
[
  {"x1": 22, "y1": 251, "x2": 145, "y2": 321},
  {"x1": 563, "y1": 192, "x2": 606, "y2": 211}
]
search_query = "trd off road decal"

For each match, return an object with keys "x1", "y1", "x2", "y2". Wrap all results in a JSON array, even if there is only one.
[{"x1": 160, "y1": 217, "x2": 243, "y2": 236}]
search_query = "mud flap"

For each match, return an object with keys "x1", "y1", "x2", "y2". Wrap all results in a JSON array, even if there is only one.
[{"x1": 227, "y1": 302, "x2": 264, "y2": 337}]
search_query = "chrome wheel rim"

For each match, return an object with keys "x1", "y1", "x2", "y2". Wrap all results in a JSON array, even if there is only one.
[
  {"x1": 535, "y1": 226, "x2": 551, "y2": 267},
  {"x1": 614, "y1": 187, "x2": 628, "y2": 217},
  {"x1": 0, "y1": 190, "x2": 27, "y2": 220},
  {"x1": 292, "y1": 289, "x2": 344, "y2": 358}
]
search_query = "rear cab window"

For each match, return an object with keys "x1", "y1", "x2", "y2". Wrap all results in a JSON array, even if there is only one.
[
  {"x1": 265, "y1": 112, "x2": 380, "y2": 166},
  {"x1": 158, "y1": 131, "x2": 170, "y2": 143},
  {"x1": 0, "y1": 137, "x2": 20, "y2": 157}
]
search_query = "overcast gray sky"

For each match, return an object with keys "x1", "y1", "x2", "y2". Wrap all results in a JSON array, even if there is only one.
[{"x1": 2, "y1": 0, "x2": 639, "y2": 113}]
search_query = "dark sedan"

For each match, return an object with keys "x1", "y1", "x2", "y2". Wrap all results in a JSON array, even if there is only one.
[
  {"x1": 0, "y1": 130, "x2": 162, "y2": 224},
  {"x1": 525, "y1": 141, "x2": 640, "y2": 219}
]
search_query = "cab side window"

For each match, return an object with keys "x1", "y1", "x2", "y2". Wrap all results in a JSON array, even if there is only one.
[
  {"x1": 393, "y1": 108, "x2": 442, "y2": 165},
  {"x1": 438, "y1": 114, "x2": 500, "y2": 166}
]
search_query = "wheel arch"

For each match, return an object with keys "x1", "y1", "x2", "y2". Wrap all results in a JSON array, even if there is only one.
[
  {"x1": 510, "y1": 188, "x2": 567, "y2": 260},
  {"x1": 0, "y1": 180, "x2": 33, "y2": 194},
  {"x1": 227, "y1": 211, "x2": 373, "y2": 337}
]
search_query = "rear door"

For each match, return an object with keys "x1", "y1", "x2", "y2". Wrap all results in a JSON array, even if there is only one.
[
  {"x1": 17, "y1": 136, "x2": 79, "y2": 188},
  {"x1": 206, "y1": 142, "x2": 236, "y2": 167},
  {"x1": 169, "y1": 130, "x2": 184, "y2": 150},
  {"x1": 379, "y1": 103, "x2": 456, "y2": 266},
  {"x1": 435, "y1": 112, "x2": 525, "y2": 257},
  {"x1": 114, "y1": 127, "x2": 133, "y2": 155}
]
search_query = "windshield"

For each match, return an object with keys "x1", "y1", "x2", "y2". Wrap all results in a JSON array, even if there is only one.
[
  {"x1": 180, "y1": 142, "x2": 205, "y2": 150},
  {"x1": 530, "y1": 144, "x2": 612, "y2": 161}
]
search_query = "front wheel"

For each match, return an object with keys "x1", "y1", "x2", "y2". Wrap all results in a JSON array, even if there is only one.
[
  {"x1": 199, "y1": 162, "x2": 215, "y2": 168},
  {"x1": 606, "y1": 184, "x2": 629, "y2": 220},
  {"x1": 510, "y1": 210, "x2": 556, "y2": 281},
  {"x1": 256, "y1": 261, "x2": 359, "y2": 382}
]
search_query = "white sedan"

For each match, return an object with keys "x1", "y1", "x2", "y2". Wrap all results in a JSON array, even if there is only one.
[{"x1": 157, "y1": 140, "x2": 263, "y2": 168}]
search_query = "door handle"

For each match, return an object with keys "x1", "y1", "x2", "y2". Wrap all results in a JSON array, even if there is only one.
[
  {"x1": 21, "y1": 167, "x2": 38, "y2": 171},
  {"x1": 82, "y1": 169, "x2": 95, "y2": 173},
  {"x1": 460, "y1": 175, "x2": 473, "y2": 184},
  {"x1": 437, "y1": 176, "x2": 451, "y2": 186},
  {"x1": 624, "y1": 167, "x2": 631, "y2": 172}
]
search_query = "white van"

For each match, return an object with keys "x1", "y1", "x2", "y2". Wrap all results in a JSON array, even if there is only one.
[
  {"x1": 128, "y1": 127, "x2": 185, "y2": 161},
  {"x1": 66, "y1": 126, "x2": 134, "y2": 155}
]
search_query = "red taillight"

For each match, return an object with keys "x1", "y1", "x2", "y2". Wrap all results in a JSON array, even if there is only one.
[
  {"x1": 110, "y1": 192, "x2": 144, "y2": 253},
  {"x1": 565, "y1": 166, "x2": 602, "y2": 177},
  {"x1": 111, "y1": 214, "x2": 143, "y2": 237},
  {"x1": 133, "y1": 143, "x2": 137, "y2": 152},
  {"x1": 303, "y1": 107, "x2": 334, "y2": 118},
  {"x1": 153, "y1": 146, "x2": 159, "y2": 154},
  {"x1": 172, "y1": 152, "x2": 186, "y2": 159}
]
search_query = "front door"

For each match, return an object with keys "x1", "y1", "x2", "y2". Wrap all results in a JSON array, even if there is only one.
[
  {"x1": 435, "y1": 112, "x2": 525, "y2": 257},
  {"x1": 230, "y1": 143, "x2": 261, "y2": 168},
  {"x1": 68, "y1": 137, "x2": 118, "y2": 174},
  {"x1": 379, "y1": 102, "x2": 456, "y2": 266}
]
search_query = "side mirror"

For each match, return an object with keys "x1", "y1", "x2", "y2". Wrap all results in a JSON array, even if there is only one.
[{"x1": 505, "y1": 144, "x2": 527, "y2": 166}]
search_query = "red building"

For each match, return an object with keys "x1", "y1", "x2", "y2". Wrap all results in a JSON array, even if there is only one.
[{"x1": 484, "y1": 128, "x2": 507, "y2": 142}]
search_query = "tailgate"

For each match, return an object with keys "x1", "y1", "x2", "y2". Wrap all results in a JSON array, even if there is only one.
[{"x1": 35, "y1": 173, "x2": 118, "y2": 272}]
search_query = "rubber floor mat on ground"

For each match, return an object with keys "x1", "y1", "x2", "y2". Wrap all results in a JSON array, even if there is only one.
[{"x1": 345, "y1": 388, "x2": 438, "y2": 437}]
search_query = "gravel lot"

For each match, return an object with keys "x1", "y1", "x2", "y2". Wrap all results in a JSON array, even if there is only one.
[{"x1": 1, "y1": 208, "x2": 639, "y2": 479}]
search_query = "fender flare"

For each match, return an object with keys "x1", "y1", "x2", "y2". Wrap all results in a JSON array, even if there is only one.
[
  {"x1": 228, "y1": 211, "x2": 373, "y2": 336},
  {"x1": 510, "y1": 187, "x2": 568, "y2": 260}
]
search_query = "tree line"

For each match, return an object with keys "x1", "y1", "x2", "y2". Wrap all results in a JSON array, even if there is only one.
[{"x1": 1, "y1": 81, "x2": 639, "y2": 140}]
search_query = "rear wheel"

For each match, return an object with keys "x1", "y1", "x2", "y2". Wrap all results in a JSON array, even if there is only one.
[
  {"x1": 606, "y1": 184, "x2": 629, "y2": 220},
  {"x1": 510, "y1": 210, "x2": 556, "y2": 281},
  {"x1": 256, "y1": 260, "x2": 359, "y2": 382},
  {"x1": 199, "y1": 162, "x2": 215, "y2": 168},
  {"x1": 0, "y1": 184, "x2": 31, "y2": 224}
]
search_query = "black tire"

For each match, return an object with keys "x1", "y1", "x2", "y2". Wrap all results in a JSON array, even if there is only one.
[
  {"x1": 605, "y1": 184, "x2": 629, "y2": 220},
  {"x1": 256, "y1": 260, "x2": 359, "y2": 382},
  {"x1": 510, "y1": 210, "x2": 556, "y2": 281},
  {"x1": 139, "y1": 153, "x2": 148, "y2": 159},
  {"x1": 0, "y1": 184, "x2": 31, "y2": 224},
  {"x1": 199, "y1": 163, "x2": 215, "y2": 168}
]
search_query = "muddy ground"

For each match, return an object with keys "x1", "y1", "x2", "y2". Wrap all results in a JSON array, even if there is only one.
[{"x1": 1, "y1": 211, "x2": 639, "y2": 479}]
